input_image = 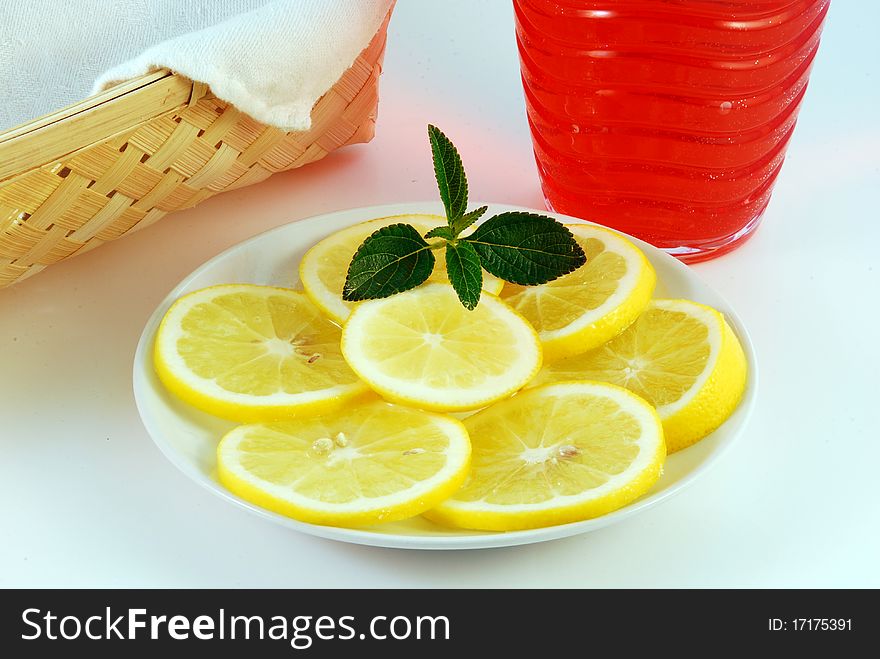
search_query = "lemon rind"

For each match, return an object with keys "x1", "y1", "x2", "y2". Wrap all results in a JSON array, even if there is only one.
[
  {"x1": 426, "y1": 381, "x2": 665, "y2": 531},
  {"x1": 217, "y1": 404, "x2": 472, "y2": 527},
  {"x1": 655, "y1": 300, "x2": 748, "y2": 452},
  {"x1": 154, "y1": 284, "x2": 371, "y2": 422},
  {"x1": 507, "y1": 224, "x2": 656, "y2": 363},
  {"x1": 340, "y1": 284, "x2": 543, "y2": 412},
  {"x1": 299, "y1": 214, "x2": 504, "y2": 324}
]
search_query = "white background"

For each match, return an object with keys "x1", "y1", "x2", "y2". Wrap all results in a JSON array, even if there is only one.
[{"x1": 2, "y1": 1, "x2": 877, "y2": 587}]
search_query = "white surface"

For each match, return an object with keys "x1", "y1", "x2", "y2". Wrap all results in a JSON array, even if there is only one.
[
  {"x1": 1, "y1": 1, "x2": 877, "y2": 586},
  {"x1": 132, "y1": 202, "x2": 757, "y2": 550}
]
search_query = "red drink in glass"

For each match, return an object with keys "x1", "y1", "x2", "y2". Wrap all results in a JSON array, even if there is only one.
[{"x1": 514, "y1": 0, "x2": 830, "y2": 261}]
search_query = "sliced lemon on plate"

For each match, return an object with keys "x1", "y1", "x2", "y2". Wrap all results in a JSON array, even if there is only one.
[
  {"x1": 501, "y1": 223, "x2": 655, "y2": 362},
  {"x1": 341, "y1": 283, "x2": 541, "y2": 411},
  {"x1": 217, "y1": 401, "x2": 471, "y2": 527},
  {"x1": 532, "y1": 299, "x2": 748, "y2": 453},
  {"x1": 300, "y1": 214, "x2": 504, "y2": 323},
  {"x1": 426, "y1": 381, "x2": 665, "y2": 531},
  {"x1": 154, "y1": 284, "x2": 370, "y2": 422}
]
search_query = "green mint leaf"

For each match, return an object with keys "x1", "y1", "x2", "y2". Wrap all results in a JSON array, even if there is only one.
[
  {"x1": 464, "y1": 212, "x2": 586, "y2": 286},
  {"x1": 451, "y1": 205, "x2": 487, "y2": 237},
  {"x1": 428, "y1": 124, "x2": 468, "y2": 222},
  {"x1": 424, "y1": 226, "x2": 454, "y2": 240},
  {"x1": 342, "y1": 224, "x2": 435, "y2": 301},
  {"x1": 445, "y1": 240, "x2": 483, "y2": 311}
]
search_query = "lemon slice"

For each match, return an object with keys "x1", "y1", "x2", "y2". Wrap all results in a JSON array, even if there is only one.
[
  {"x1": 341, "y1": 283, "x2": 541, "y2": 411},
  {"x1": 532, "y1": 299, "x2": 748, "y2": 453},
  {"x1": 426, "y1": 381, "x2": 665, "y2": 531},
  {"x1": 300, "y1": 214, "x2": 505, "y2": 323},
  {"x1": 500, "y1": 224, "x2": 655, "y2": 362},
  {"x1": 154, "y1": 284, "x2": 370, "y2": 422},
  {"x1": 217, "y1": 401, "x2": 471, "y2": 527}
]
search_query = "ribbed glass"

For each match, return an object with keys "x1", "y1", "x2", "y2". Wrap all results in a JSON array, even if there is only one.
[{"x1": 515, "y1": 0, "x2": 830, "y2": 261}]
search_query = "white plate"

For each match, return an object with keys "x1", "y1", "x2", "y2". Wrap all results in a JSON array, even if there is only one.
[{"x1": 133, "y1": 202, "x2": 757, "y2": 550}]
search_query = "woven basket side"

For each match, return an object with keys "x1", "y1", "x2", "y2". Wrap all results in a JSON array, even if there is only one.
[{"x1": 0, "y1": 13, "x2": 389, "y2": 288}]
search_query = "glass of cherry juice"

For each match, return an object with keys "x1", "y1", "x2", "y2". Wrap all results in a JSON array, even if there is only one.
[{"x1": 514, "y1": 0, "x2": 830, "y2": 262}]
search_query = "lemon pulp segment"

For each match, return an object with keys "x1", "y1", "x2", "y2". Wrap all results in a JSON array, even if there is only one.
[
  {"x1": 341, "y1": 283, "x2": 542, "y2": 411},
  {"x1": 427, "y1": 381, "x2": 665, "y2": 531},
  {"x1": 218, "y1": 401, "x2": 471, "y2": 526},
  {"x1": 533, "y1": 299, "x2": 748, "y2": 452},
  {"x1": 154, "y1": 284, "x2": 369, "y2": 421},
  {"x1": 300, "y1": 214, "x2": 504, "y2": 323},
  {"x1": 501, "y1": 224, "x2": 655, "y2": 362}
]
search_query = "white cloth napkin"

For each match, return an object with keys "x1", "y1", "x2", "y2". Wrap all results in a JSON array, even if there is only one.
[{"x1": 0, "y1": 0, "x2": 393, "y2": 133}]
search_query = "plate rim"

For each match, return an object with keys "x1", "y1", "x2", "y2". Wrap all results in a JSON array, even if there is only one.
[{"x1": 132, "y1": 201, "x2": 758, "y2": 550}]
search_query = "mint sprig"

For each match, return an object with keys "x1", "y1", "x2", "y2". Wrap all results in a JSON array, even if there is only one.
[
  {"x1": 467, "y1": 212, "x2": 586, "y2": 286},
  {"x1": 428, "y1": 124, "x2": 468, "y2": 223},
  {"x1": 451, "y1": 205, "x2": 487, "y2": 236},
  {"x1": 445, "y1": 240, "x2": 483, "y2": 310},
  {"x1": 342, "y1": 125, "x2": 586, "y2": 309},
  {"x1": 343, "y1": 223, "x2": 435, "y2": 301}
]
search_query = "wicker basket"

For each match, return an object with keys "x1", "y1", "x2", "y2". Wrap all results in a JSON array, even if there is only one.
[{"x1": 0, "y1": 12, "x2": 390, "y2": 289}]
